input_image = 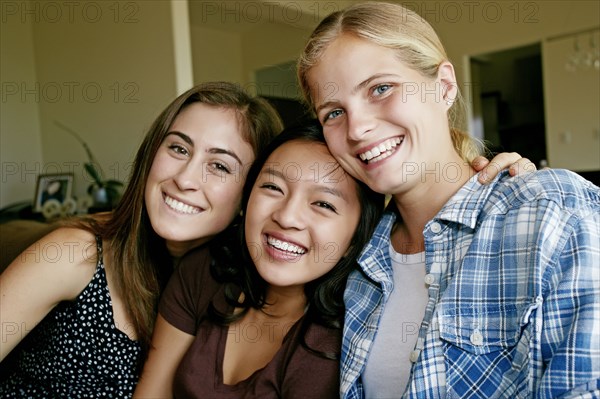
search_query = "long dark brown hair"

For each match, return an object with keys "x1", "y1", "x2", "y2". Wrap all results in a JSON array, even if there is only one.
[{"x1": 73, "y1": 82, "x2": 282, "y2": 354}]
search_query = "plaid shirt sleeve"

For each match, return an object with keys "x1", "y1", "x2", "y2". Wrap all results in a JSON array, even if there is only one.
[
  {"x1": 434, "y1": 170, "x2": 600, "y2": 399},
  {"x1": 534, "y1": 194, "x2": 600, "y2": 397}
]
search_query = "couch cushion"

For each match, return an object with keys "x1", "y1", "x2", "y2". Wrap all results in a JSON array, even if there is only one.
[{"x1": 0, "y1": 220, "x2": 58, "y2": 273}]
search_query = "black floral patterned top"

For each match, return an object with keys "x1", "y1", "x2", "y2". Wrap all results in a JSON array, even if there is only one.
[{"x1": 0, "y1": 236, "x2": 141, "y2": 398}]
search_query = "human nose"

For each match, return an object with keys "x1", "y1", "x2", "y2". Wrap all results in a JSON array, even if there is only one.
[
  {"x1": 173, "y1": 159, "x2": 203, "y2": 191},
  {"x1": 346, "y1": 108, "x2": 375, "y2": 141},
  {"x1": 271, "y1": 196, "x2": 306, "y2": 230}
]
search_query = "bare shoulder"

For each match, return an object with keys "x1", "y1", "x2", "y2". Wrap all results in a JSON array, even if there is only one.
[
  {"x1": 0, "y1": 227, "x2": 102, "y2": 358},
  {"x1": 29, "y1": 226, "x2": 98, "y2": 265},
  {"x1": 2, "y1": 226, "x2": 99, "y2": 301},
  {"x1": 43, "y1": 225, "x2": 95, "y2": 241}
]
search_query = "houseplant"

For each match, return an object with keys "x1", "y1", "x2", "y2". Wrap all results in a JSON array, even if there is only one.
[{"x1": 55, "y1": 121, "x2": 124, "y2": 209}]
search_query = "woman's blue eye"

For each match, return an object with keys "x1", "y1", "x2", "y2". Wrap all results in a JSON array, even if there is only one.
[
  {"x1": 325, "y1": 109, "x2": 344, "y2": 122},
  {"x1": 373, "y1": 84, "x2": 391, "y2": 96}
]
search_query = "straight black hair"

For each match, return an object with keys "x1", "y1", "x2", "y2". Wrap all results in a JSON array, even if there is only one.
[{"x1": 208, "y1": 119, "x2": 385, "y2": 358}]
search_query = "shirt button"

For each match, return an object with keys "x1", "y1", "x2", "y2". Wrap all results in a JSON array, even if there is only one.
[
  {"x1": 409, "y1": 349, "x2": 421, "y2": 363},
  {"x1": 424, "y1": 274, "x2": 435, "y2": 285},
  {"x1": 430, "y1": 222, "x2": 442, "y2": 233},
  {"x1": 470, "y1": 329, "x2": 484, "y2": 346}
]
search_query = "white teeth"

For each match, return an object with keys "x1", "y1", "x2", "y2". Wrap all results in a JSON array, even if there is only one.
[
  {"x1": 359, "y1": 137, "x2": 403, "y2": 163},
  {"x1": 267, "y1": 236, "x2": 306, "y2": 255},
  {"x1": 164, "y1": 195, "x2": 201, "y2": 215},
  {"x1": 369, "y1": 150, "x2": 394, "y2": 163}
]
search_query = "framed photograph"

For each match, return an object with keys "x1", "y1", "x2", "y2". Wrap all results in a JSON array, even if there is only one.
[{"x1": 33, "y1": 173, "x2": 74, "y2": 213}]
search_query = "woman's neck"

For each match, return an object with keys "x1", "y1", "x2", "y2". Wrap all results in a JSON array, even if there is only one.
[
  {"x1": 223, "y1": 285, "x2": 307, "y2": 386},
  {"x1": 261, "y1": 285, "x2": 307, "y2": 320},
  {"x1": 166, "y1": 238, "x2": 207, "y2": 258},
  {"x1": 391, "y1": 154, "x2": 475, "y2": 253}
]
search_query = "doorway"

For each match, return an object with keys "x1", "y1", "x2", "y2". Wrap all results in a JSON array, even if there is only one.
[
  {"x1": 470, "y1": 43, "x2": 547, "y2": 168},
  {"x1": 255, "y1": 61, "x2": 313, "y2": 128}
]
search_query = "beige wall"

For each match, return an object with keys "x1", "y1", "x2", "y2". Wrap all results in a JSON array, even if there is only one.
[
  {"x1": 33, "y1": 1, "x2": 178, "y2": 201},
  {"x1": 543, "y1": 30, "x2": 600, "y2": 170},
  {"x1": 240, "y1": 22, "x2": 311, "y2": 89},
  {"x1": 2, "y1": 0, "x2": 598, "y2": 208},
  {"x1": 1, "y1": 0, "x2": 179, "y2": 207},
  {"x1": 191, "y1": 24, "x2": 243, "y2": 84},
  {"x1": 189, "y1": 19, "x2": 310, "y2": 95},
  {"x1": 1, "y1": 3, "x2": 43, "y2": 208}
]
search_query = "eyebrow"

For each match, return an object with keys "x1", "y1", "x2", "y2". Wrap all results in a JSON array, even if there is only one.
[
  {"x1": 260, "y1": 168, "x2": 350, "y2": 202},
  {"x1": 208, "y1": 148, "x2": 243, "y2": 165},
  {"x1": 166, "y1": 131, "x2": 243, "y2": 165},
  {"x1": 318, "y1": 185, "x2": 349, "y2": 202},
  {"x1": 314, "y1": 73, "x2": 400, "y2": 115},
  {"x1": 167, "y1": 131, "x2": 193, "y2": 146}
]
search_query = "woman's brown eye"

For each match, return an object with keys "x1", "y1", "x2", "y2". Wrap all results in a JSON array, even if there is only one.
[{"x1": 169, "y1": 145, "x2": 188, "y2": 156}]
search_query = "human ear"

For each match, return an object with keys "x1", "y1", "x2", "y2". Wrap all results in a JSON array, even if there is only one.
[{"x1": 437, "y1": 61, "x2": 458, "y2": 109}]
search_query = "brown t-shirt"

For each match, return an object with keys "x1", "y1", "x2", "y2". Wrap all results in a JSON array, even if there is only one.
[{"x1": 159, "y1": 246, "x2": 341, "y2": 399}]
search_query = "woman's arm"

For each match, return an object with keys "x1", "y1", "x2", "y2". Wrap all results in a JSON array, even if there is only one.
[
  {"x1": 135, "y1": 246, "x2": 211, "y2": 397},
  {"x1": 133, "y1": 315, "x2": 195, "y2": 398},
  {"x1": 539, "y1": 209, "x2": 600, "y2": 397},
  {"x1": 0, "y1": 228, "x2": 96, "y2": 360},
  {"x1": 472, "y1": 153, "x2": 537, "y2": 183}
]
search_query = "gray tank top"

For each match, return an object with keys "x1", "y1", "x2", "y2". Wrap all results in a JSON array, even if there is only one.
[{"x1": 362, "y1": 243, "x2": 428, "y2": 398}]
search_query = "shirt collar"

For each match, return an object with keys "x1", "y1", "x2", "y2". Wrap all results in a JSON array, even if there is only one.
[
  {"x1": 435, "y1": 170, "x2": 509, "y2": 229},
  {"x1": 355, "y1": 206, "x2": 397, "y2": 283},
  {"x1": 357, "y1": 170, "x2": 508, "y2": 264}
]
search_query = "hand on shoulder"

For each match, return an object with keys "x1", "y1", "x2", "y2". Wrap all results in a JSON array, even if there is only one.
[{"x1": 472, "y1": 153, "x2": 537, "y2": 184}]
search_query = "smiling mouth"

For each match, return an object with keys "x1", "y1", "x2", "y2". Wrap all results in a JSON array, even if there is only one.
[
  {"x1": 266, "y1": 235, "x2": 307, "y2": 255},
  {"x1": 164, "y1": 195, "x2": 201, "y2": 215},
  {"x1": 358, "y1": 137, "x2": 404, "y2": 164}
]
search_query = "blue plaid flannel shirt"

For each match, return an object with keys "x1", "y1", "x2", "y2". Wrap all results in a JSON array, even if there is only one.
[{"x1": 341, "y1": 169, "x2": 600, "y2": 399}]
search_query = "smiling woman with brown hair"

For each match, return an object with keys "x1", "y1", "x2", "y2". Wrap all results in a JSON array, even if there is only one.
[{"x1": 0, "y1": 82, "x2": 283, "y2": 397}]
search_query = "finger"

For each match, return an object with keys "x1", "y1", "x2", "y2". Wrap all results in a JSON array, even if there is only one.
[
  {"x1": 478, "y1": 152, "x2": 520, "y2": 184},
  {"x1": 508, "y1": 158, "x2": 537, "y2": 176},
  {"x1": 471, "y1": 156, "x2": 490, "y2": 172},
  {"x1": 478, "y1": 162, "x2": 499, "y2": 184}
]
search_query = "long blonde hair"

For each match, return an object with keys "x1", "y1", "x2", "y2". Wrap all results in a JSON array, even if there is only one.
[{"x1": 297, "y1": 1, "x2": 481, "y2": 161}]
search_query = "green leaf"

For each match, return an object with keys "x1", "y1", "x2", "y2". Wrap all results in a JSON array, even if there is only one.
[
  {"x1": 105, "y1": 180, "x2": 124, "y2": 187},
  {"x1": 84, "y1": 163, "x2": 103, "y2": 185}
]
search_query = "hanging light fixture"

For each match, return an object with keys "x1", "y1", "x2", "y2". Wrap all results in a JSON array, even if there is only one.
[{"x1": 565, "y1": 30, "x2": 600, "y2": 72}]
